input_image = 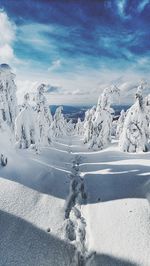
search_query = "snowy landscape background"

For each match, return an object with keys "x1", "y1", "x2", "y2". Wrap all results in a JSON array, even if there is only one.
[{"x1": 0, "y1": 0, "x2": 150, "y2": 266}]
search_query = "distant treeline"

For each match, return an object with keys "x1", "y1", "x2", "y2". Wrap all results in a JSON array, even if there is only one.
[{"x1": 50, "y1": 105, "x2": 130, "y2": 123}]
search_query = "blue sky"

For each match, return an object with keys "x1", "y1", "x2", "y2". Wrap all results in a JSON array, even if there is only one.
[{"x1": 0, "y1": 0, "x2": 149, "y2": 105}]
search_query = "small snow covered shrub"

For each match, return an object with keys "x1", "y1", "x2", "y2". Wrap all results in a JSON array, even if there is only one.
[
  {"x1": 0, "y1": 154, "x2": 7, "y2": 166},
  {"x1": 119, "y1": 83, "x2": 149, "y2": 152},
  {"x1": 75, "y1": 118, "x2": 84, "y2": 135},
  {"x1": 67, "y1": 119, "x2": 75, "y2": 135},
  {"x1": 15, "y1": 93, "x2": 39, "y2": 150}
]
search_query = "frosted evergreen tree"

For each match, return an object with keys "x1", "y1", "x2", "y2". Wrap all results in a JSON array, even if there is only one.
[
  {"x1": 111, "y1": 119, "x2": 118, "y2": 137},
  {"x1": 116, "y1": 109, "x2": 126, "y2": 138},
  {"x1": 0, "y1": 115, "x2": 12, "y2": 144},
  {"x1": 145, "y1": 94, "x2": 150, "y2": 140},
  {"x1": 119, "y1": 83, "x2": 149, "y2": 152},
  {"x1": 15, "y1": 93, "x2": 39, "y2": 151},
  {"x1": 50, "y1": 106, "x2": 67, "y2": 137},
  {"x1": 67, "y1": 119, "x2": 75, "y2": 135},
  {"x1": 0, "y1": 64, "x2": 18, "y2": 129},
  {"x1": 89, "y1": 85, "x2": 119, "y2": 149},
  {"x1": 0, "y1": 110, "x2": 12, "y2": 164},
  {"x1": 83, "y1": 110, "x2": 90, "y2": 143},
  {"x1": 83, "y1": 106, "x2": 96, "y2": 143},
  {"x1": 36, "y1": 84, "x2": 53, "y2": 145}
]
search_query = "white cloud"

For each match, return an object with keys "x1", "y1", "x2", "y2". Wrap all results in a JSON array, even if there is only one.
[
  {"x1": 137, "y1": 0, "x2": 149, "y2": 12},
  {"x1": 16, "y1": 80, "x2": 39, "y2": 104},
  {"x1": 116, "y1": 0, "x2": 131, "y2": 20},
  {"x1": 16, "y1": 79, "x2": 61, "y2": 104},
  {"x1": 0, "y1": 10, "x2": 16, "y2": 63},
  {"x1": 136, "y1": 56, "x2": 150, "y2": 66},
  {"x1": 46, "y1": 67, "x2": 148, "y2": 105},
  {"x1": 117, "y1": 0, "x2": 126, "y2": 15},
  {"x1": 15, "y1": 65, "x2": 150, "y2": 107},
  {"x1": 45, "y1": 84, "x2": 61, "y2": 93},
  {"x1": 48, "y1": 59, "x2": 62, "y2": 72},
  {"x1": 0, "y1": 11, "x2": 15, "y2": 44},
  {"x1": 0, "y1": 44, "x2": 14, "y2": 61}
]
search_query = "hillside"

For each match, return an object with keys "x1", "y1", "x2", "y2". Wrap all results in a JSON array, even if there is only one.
[{"x1": 0, "y1": 135, "x2": 149, "y2": 266}]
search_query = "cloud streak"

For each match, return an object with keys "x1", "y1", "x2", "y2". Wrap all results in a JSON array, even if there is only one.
[{"x1": 0, "y1": 10, "x2": 15, "y2": 62}]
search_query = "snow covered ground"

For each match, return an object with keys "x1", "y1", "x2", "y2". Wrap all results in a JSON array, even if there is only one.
[{"x1": 0, "y1": 136, "x2": 150, "y2": 266}]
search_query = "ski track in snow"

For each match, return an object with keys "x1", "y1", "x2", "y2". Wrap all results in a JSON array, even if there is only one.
[{"x1": 64, "y1": 138, "x2": 94, "y2": 266}]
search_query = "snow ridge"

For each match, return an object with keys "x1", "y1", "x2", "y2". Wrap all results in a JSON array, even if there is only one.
[{"x1": 64, "y1": 151, "x2": 94, "y2": 266}]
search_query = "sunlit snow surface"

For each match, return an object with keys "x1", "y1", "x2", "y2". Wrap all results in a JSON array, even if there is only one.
[{"x1": 0, "y1": 136, "x2": 149, "y2": 266}]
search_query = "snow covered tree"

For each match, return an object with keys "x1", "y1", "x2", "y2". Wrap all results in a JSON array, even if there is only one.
[
  {"x1": 116, "y1": 109, "x2": 126, "y2": 138},
  {"x1": 83, "y1": 106, "x2": 96, "y2": 143},
  {"x1": 66, "y1": 119, "x2": 75, "y2": 135},
  {"x1": 0, "y1": 115, "x2": 12, "y2": 144},
  {"x1": 50, "y1": 106, "x2": 67, "y2": 137},
  {"x1": 119, "y1": 83, "x2": 149, "y2": 152},
  {"x1": 75, "y1": 118, "x2": 84, "y2": 135},
  {"x1": 0, "y1": 64, "x2": 18, "y2": 129},
  {"x1": 0, "y1": 114, "x2": 12, "y2": 164},
  {"x1": 0, "y1": 154, "x2": 7, "y2": 166},
  {"x1": 111, "y1": 119, "x2": 118, "y2": 137},
  {"x1": 88, "y1": 85, "x2": 119, "y2": 149},
  {"x1": 145, "y1": 94, "x2": 150, "y2": 141},
  {"x1": 36, "y1": 84, "x2": 53, "y2": 145},
  {"x1": 15, "y1": 93, "x2": 39, "y2": 151},
  {"x1": 83, "y1": 110, "x2": 90, "y2": 143}
]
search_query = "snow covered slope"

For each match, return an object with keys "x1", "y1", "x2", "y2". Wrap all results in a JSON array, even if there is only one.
[{"x1": 0, "y1": 136, "x2": 149, "y2": 265}]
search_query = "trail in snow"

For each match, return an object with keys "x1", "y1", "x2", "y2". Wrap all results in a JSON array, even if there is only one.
[
  {"x1": 64, "y1": 138, "x2": 95, "y2": 266},
  {"x1": 62, "y1": 136, "x2": 150, "y2": 266}
]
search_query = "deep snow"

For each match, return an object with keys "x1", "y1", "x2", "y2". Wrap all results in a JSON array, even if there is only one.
[{"x1": 0, "y1": 136, "x2": 150, "y2": 266}]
